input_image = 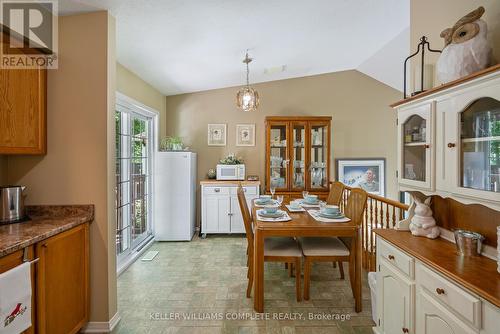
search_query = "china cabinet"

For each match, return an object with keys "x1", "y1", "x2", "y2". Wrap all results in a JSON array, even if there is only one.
[
  {"x1": 392, "y1": 65, "x2": 500, "y2": 210},
  {"x1": 265, "y1": 116, "x2": 331, "y2": 200}
]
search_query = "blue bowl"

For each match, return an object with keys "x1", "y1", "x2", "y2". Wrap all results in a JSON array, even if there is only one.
[
  {"x1": 321, "y1": 205, "x2": 340, "y2": 215},
  {"x1": 264, "y1": 207, "x2": 278, "y2": 214}
]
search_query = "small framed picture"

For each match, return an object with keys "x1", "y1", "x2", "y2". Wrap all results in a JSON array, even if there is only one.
[
  {"x1": 207, "y1": 124, "x2": 227, "y2": 146},
  {"x1": 336, "y1": 158, "x2": 386, "y2": 196},
  {"x1": 236, "y1": 124, "x2": 255, "y2": 146}
]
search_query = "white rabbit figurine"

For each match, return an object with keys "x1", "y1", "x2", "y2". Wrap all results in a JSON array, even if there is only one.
[{"x1": 409, "y1": 196, "x2": 440, "y2": 239}]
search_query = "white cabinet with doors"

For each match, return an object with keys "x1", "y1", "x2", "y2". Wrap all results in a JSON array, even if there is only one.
[
  {"x1": 374, "y1": 235, "x2": 500, "y2": 334},
  {"x1": 201, "y1": 181, "x2": 260, "y2": 236},
  {"x1": 393, "y1": 68, "x2": 500, "y2": 209}
]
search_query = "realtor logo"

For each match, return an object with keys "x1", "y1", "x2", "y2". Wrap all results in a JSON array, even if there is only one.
[{"x1": 0, "y1": 0, "x2": 58, "y2": 69}]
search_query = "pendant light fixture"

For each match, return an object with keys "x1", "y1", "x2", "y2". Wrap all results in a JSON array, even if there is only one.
[{"x1": 236, "y1": 51, "x2": 259, "y2": 112}]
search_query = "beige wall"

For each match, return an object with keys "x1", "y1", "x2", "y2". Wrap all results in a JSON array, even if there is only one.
[
  {"x1": 165, "y1": 70, "x2": 401, "y2": 224},
  {"x1": 116, "y1": 63, "x2": 167, "y2": 138},
  {"x1": 6, "y1": 12, "x2": 117, "y2": 323},
  {"x1": 410, "y1": 0, "x2": 500, "y2": 84}
]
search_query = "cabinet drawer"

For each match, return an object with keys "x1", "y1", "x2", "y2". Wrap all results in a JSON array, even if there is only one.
[
  {"x1": 377, "y1": 238, "x2": 414, "y2": 278},
  {"x1": 230, "y1": 186, "x2": 257, "y2": 195},
  {"x1": 416, "y1": 262, "x2": 481, "y2": 328},
  {"x1": 203, "y1": 186, "x2": 230, "y2": 195}
]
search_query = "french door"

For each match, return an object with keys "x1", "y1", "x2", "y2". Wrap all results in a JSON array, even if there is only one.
[{"x1": 115, "y1": 95, "x2": 155, "y2": 266}]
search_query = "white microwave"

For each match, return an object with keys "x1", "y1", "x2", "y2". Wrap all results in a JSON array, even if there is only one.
[{"x1": 216, "y1": 164, "x2": 245, "y2": 180}]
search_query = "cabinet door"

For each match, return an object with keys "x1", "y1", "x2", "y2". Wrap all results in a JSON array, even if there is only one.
[
  {"x1": 0, "y1": 66, "x2": 46, "y2": 154},
  {"x1": 416, "y1": 289, "x2": 477, "y2": 334},
  {"x1": 290, "y1": 121, "x2": 308, "y2": 192},
  {"x1": 0, "y1": 248, "x2": 35, "y2": 334},
  {"x1": 446, "y1": 91, "x2": 500, "y2": 203},
  {"x1": 377, "y1": 259, "x2": 414, "y2": 334},
  {"x1": 36, "y1": 224, "x2": 89, "y2": 334},
  {"x1": 203, "y1": 196, "x2": 230, "y2": 233},
  {"x1": 308, "y1": 121, "x2": 330, "y2": 191},
  {"x1": 230, "y1": 196, "x2": 245, "y2": 233},
  {"x1": 267, "y1": 121, "x2": 290, "y2": 192},
  {"x1": 398, "y1": 102, "x2": 434, "y2": 191}
]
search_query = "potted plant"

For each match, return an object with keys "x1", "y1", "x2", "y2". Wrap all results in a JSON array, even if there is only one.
[
  {"x1": 219, "y1": 153, "x2": 244, "y2": 165},
  {"x1": 160, "y1": 136, "x2": 184, "y2": 151}
]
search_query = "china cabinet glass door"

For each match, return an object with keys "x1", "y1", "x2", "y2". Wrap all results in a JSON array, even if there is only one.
[
  {"x1": 398, "y1": 102, "x2": 433, "y2": 190},
  {"x1": 269, "y1": 122, "x2": 289, "y2": 191},
  {"x1": 309, "y1": 122, "x2": 329, "y2": 190},
  {"x1": 460, "y1": 97, "x2": 500, "y2": 193},
  {"x1": 291, "y1": 122, "x2": 307, "y2": 191},
  {"x1": 402, "y1": 115, "x2": 427, "y2": 182}
]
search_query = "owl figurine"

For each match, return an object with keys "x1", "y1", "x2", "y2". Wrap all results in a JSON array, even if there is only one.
[{"x1": 436, "y1": 6, "x2": 493, "y2": 84}]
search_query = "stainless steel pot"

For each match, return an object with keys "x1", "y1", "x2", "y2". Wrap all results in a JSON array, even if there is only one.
[
  {"x1": 454, "y1": 229, "x2": 484, "y2": 256},
  {"x1": 0, "y1": 186, "x2": 27, "y2": 223}
]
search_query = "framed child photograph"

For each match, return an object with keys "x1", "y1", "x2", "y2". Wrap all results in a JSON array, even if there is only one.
[
  {"x1": 207, "y1": 123, "x2": 227, "y2": 146},
  {"x1": 336, "y1": 158, "x2": 386, "y2": 196}
]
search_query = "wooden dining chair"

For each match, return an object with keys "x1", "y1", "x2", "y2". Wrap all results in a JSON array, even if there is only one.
[
  {"x1": 327, "y1": 181, "x2": 345, "y2": 206},
  {"x1": 300, "y1": 188, "x2": 368, "y2": 300},
  {"x1": 326, "y1": 181, "x2": 346, "y2": 270},
  {"x1": 236, "y1": 185, "x2": 303, "y2": 301}
]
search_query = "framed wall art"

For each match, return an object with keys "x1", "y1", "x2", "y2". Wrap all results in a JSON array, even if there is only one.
[
  {"x1": 236, "y1": 124, "x2": 255, "y2": 146},
  {"x1": 207, "y1": 123, "x2": 227, "y2": 146},
  {"x1": 336, "y1": 158, "x2": 386, "y2": 196}
]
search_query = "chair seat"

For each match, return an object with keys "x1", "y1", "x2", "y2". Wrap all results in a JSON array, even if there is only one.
[
  {"x1": 264, "y1": 237, "x2": 302, "y2": 257},
  {"x1": 299, "y1": 237, "x2": 350, "y2": 257}
]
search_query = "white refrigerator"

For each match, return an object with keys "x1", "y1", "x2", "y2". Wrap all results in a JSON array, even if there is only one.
[{"x1": 154, "y1": 151, "x2": 197, "y2": 241}]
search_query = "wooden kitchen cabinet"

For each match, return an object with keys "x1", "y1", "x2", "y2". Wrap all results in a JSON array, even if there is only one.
[
  {"x1": 36, "y1": 223, "x2": 89, "y2": 334},
  {"x1": 0, "y1": 31, "x2": 47, "y2": 155},
  {"x1": 0, "y1": 247, "x2": 35, "y2": 334}
]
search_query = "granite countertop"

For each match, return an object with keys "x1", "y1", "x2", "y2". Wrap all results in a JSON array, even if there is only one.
[
  {"x1": 0, "y1": 205, "x2": 94, "y2": 257},
  {"x1": 374, "y1": 229, "x2": 500, "y2": 308}
]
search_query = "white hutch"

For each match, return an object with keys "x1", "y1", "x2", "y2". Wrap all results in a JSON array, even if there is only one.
[{"x1": 375, "y1": 65, "x2": 500, "y2": 334}]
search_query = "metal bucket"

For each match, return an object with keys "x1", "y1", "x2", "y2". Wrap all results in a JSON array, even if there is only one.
[{"x1": 454, "y1": 230, "x2": 484, "y2": 256}]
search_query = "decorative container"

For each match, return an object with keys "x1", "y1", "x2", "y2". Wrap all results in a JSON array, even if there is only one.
[{"x1": 454, "y1": 230, "x2": 484, "y2": 256}]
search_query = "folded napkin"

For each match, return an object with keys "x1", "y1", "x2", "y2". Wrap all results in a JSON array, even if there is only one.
[
  {"x1": 0, "y1": 262, "x2": 32, "y2": 334},
  {"x1": 257, "y1": 211, "x2": 292, "y2": 222},
  {"x1": 307, "y1": 209, "x2": 351, "y2": 223}
]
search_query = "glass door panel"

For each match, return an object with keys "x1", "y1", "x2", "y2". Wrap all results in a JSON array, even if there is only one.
[
  {"x1": 460, "y1": 97, "x2": 500, "y2": 193},
  {"x1": 269, "y1": 123, "x2": 289, "y2": 190},
  {"x1": 116, "y1": 105, "x2": 153, "y2": 264},
  {"x1": 402, "y1": 115, "x2": 427, "y2": 181},
  {"x1": 310, "y1": 123, "x2": 328, "y2": 189},
  {"x1": 115, "y1": 110, "x2": 131, "y2": 256},
  {"x1": 291, "y1": 123, "x2": 306, "y2": 190},
  {"x1": 130, "y1": 116, "x2": 151, "y2": 248}
]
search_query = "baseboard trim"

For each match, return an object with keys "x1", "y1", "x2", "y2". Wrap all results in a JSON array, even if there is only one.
[{"x1": 80, "y1": 312, "x2": 121, "y2": 333}]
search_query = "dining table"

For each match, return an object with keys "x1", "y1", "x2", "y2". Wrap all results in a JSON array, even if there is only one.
[{"x1": 251, "y1": 200, "x2": 363, "y2": 313}]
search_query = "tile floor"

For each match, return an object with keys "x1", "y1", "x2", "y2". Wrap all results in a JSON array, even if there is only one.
[{"x1": 113, "y1": 235, "x2": 375, "y2": 334}]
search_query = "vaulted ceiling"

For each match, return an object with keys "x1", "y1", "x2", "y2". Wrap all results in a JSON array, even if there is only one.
[{"x1": 59, "y1": 0, "x2": 410, "y2": 95}]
